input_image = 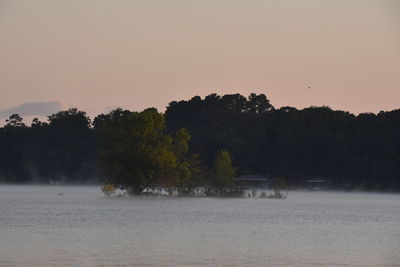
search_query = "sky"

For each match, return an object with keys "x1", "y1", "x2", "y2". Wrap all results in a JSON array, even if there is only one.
[{"x1": 0, "y1": 0, "x2": 399, "y2": 123}]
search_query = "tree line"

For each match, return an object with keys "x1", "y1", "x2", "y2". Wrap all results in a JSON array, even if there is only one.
[{"x1": 1, "y1": 93, "x2": 399, "y2": 192}]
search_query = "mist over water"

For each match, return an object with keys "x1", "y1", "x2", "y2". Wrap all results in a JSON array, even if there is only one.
[{"x1": 1, "y1": 185, "x2": 399, "y2": 266}]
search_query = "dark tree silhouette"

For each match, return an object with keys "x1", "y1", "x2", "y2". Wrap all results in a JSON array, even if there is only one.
[{"x1": 0, "y1": 93, "x2": 399, "y2": 191}]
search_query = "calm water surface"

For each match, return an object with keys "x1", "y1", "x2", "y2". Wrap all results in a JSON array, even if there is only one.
[{"x1": 0, "y1": 185, "x2": 399, "y2": 266}]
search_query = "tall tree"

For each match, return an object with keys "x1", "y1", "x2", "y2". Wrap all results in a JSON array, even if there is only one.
[
  {"x1": 45, "y1": 108, "x2": 95, "y2": 182},
  {"x1": 95, "y1": 108, "x2": 179, "y2": 194},
  {"x1": 5, "y1": 114, "x2": 26, "y2": 128},
  {"x1": 210, "y1": 150, "x2": 239, "y2": 195}
]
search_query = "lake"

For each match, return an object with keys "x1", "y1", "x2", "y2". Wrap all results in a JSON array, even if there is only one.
[{"x1": 0, "y1": 185, "x2": 399, "y2": 266}]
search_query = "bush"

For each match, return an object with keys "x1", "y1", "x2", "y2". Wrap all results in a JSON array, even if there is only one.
[{"x1": 101, "y1": 184, "x2": 116, "y2": 196}]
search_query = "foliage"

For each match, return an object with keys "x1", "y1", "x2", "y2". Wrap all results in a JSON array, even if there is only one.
[
  {"x1": 5, "y1": 114, "x2": 26, "y2": 128},
  {"x1": 271, "y1": 178, "x2": 288, "y2": 191},
  {"x1": 0, "y1": 108, "x2": 96, "y2": 183},
  {"x1": 166, "y1": 93, "x2": 400, "y2": 191},
  {"x1": 1, "y1": 93, "x2": 400, "y2": 192},
  {"x1": 212, "y1": 150, "x2": 236, "y2": 188},
  {"x1": 94, "y1": 108, "x2": 178, "y2": 194},
  {"x1": 206, "y1": 150, "x2": 243, "y2": 197},
  {"x1": 101, "y1": 183, "x2": 117, "y2": 196},
  {"x1": 94, "y1": 108, "x2": 207, "y2": 195}
]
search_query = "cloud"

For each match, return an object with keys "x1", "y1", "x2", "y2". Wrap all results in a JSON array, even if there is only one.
[{"x1": 0, "y1": 101, "x2": 63, "y2": 118}]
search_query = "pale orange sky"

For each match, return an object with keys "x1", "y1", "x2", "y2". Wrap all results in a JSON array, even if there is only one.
[{"x1": 0, "y1": 0, "x2": 399, "y2": 121}]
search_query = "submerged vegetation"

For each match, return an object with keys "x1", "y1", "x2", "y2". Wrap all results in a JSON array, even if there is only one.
[{"x1": 0, "y1": 93, "x2": 399, "y2": 192}]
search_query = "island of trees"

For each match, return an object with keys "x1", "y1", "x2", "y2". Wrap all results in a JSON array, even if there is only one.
[{"x1": 0, "y1": 93, "x2": 399, "y2": 194}]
